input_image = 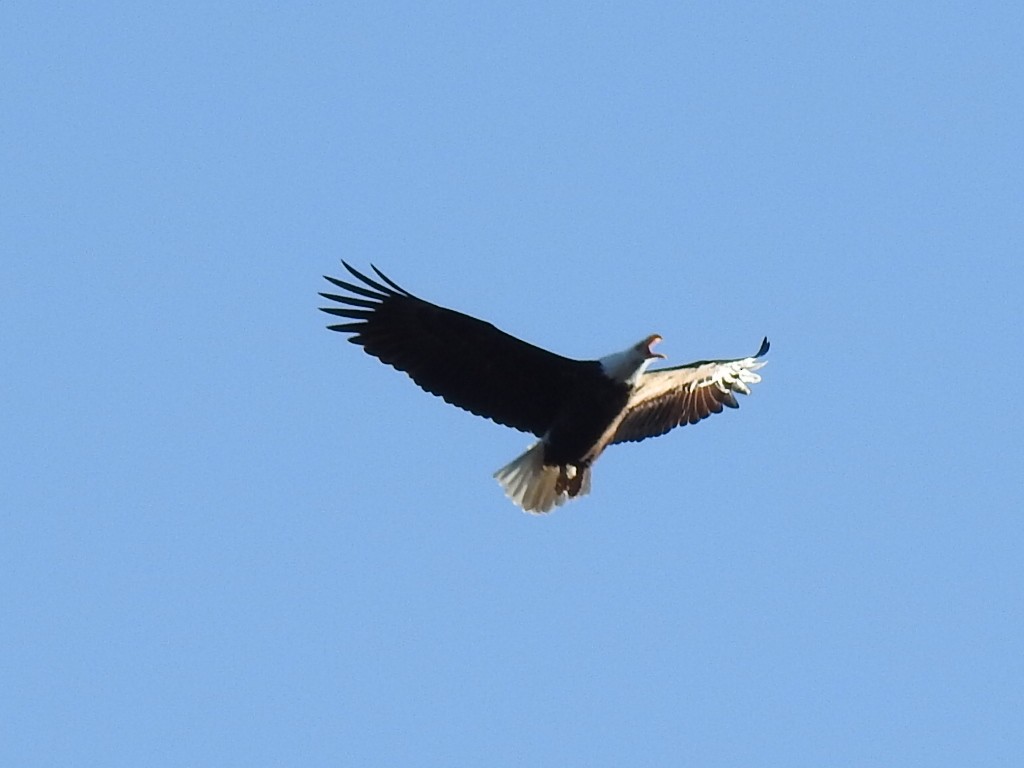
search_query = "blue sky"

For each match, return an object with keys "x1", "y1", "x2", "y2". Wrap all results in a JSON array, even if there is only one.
[{"x1": 3, "y1": 1, "x2": 1022, "y2": 765}]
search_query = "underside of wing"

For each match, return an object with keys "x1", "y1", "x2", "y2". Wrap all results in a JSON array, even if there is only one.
[
  {"x1": 320, "y1": 262, "x2": 596, "y2": 436},
  {"x1": 611, "y1": 337, "x2": 769, "y2": 444}
]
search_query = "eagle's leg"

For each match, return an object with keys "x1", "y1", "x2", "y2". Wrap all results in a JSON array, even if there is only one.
[{"x1": 556, "y1": 463, "x2": 590, "y2": 497}]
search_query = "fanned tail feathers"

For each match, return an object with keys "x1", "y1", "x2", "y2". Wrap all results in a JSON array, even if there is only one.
[{"x1": 493, "y1": 442, "x2": 592, "y2": 514}]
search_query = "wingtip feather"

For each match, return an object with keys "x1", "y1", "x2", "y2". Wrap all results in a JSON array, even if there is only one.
[
  {"x1": 371, "y1": 264, "x2": 412, "y2": 296},
  {"x1": 340, "y1": 261, "x2": 398, "y2": 296}
]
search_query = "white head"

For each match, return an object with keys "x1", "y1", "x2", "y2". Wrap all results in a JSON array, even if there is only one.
[{"x1": 598, "y1": 334, "x2": 665, "y2": 385}]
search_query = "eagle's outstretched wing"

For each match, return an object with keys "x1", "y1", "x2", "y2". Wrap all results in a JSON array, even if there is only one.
[
  {"x1": 320, "y1": 262, "x2": 601, "y2": 436},
  {"x1": 612, "y1": 337, "x2": 769, "y2": 444}
]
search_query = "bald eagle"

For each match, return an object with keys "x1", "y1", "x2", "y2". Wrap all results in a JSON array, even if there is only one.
[{"x1": 320, "y1": 263, "x2": 768, "y2": 513}]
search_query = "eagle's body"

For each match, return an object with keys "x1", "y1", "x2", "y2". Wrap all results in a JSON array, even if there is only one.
[{"x1": 320, "y1": 263, "x2": 768, "y2": 513}]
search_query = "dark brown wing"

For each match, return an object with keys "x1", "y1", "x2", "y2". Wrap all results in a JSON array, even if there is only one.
[
  {"x1": 320, "y1": 263, "x2": 599, "y2": 436},
  {"x1": 611, "y1": 338, "x2": 769, "y2": 444}
]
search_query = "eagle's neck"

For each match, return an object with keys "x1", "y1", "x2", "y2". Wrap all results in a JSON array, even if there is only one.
[{"x1": 598, "y1": 345, "x2": 654, "y2": 387}]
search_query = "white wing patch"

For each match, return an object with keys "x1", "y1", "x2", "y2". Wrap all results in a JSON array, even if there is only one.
[{"x1": 691, "y1": 356, "x2": 765, "y2": 397}]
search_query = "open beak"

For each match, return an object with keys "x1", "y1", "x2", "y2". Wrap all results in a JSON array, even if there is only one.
[{"x1": 645, "y1": 334, "x2": 666, "y2": 359}]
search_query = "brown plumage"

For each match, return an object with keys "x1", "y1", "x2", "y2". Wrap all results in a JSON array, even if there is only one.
[{"x1": 612, "y1": 336, "x2": 771, "y2": 444}]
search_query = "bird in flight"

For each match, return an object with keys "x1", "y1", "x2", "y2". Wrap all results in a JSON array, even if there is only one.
[{"x1": 320, "y1": 263, "x2": 768, "y2": 513}]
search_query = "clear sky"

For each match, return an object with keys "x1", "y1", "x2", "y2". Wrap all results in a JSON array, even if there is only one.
[{"x1": 3, "y1": 1, "x2": 1022, "y2": 765}]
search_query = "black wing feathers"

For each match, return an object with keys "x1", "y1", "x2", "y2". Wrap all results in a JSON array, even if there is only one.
[{"x1": 320, "y1": 262, "x2": 595, "y2": 436}]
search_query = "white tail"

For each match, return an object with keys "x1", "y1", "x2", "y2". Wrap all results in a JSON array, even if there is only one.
[{"x1": 493, "y1": 442, "x2": 592, "y2": 514}]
